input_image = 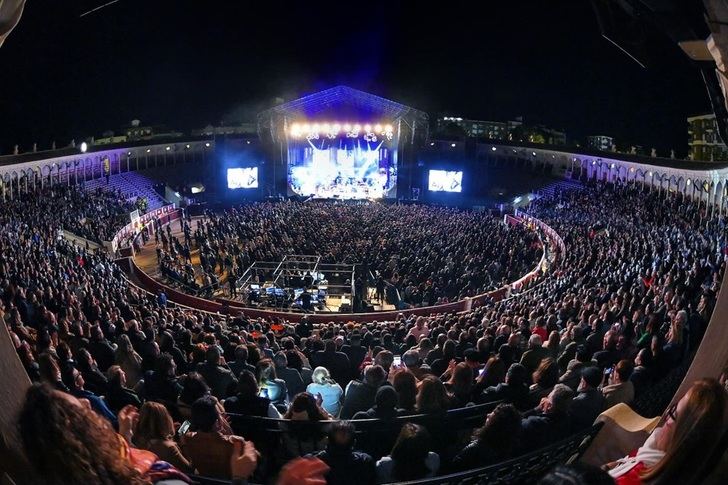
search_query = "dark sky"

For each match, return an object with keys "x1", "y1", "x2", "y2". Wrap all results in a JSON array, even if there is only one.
[{"x1": 0, "y1": 0, "x2": 710, "y2": 156}]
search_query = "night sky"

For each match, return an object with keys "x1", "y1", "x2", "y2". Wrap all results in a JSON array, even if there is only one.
[{"x1": 0, "y1": 0, "x2": 710, "y2": 156}]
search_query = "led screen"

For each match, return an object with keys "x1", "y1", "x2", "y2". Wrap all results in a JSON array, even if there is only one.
[
  {"x1": 287, "y1": 131, "x2": 396, "y2": 199},
  {"x1": 227, "y1": 167, "x2": 258, "y2": 189},
  {"x1": 428, "y1": 170, "x2": 463, "y2": 192}
]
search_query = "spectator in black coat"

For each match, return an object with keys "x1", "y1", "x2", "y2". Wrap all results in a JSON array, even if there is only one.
[
  {"x1": 88, "y1": 325, "x2": 115, "y2": 373},
  {"x1": 105, "y1": 365, "x2": 142, "y2": 414},
  {"x1": 569, "y1": 367, "x2": 605, "y2": 430},
  {"x1": 311, "y1": 421, "x2": 376, "y2": 485},
  {"x1": 519, "y1": 384, "x2": 574, "y2": 453},
  {"x1": 341, "y1": 333, "x2": 368, "y2": 380},
  {"x1": 136, "y1": 353, "x2": 183, "y2": 405},
  {"x1": 195, "y1": 346, "x2": 237, "y2": 399},
  {"x1": 629, "y1": 348, "x2": 654, "y2": 399},
  {"x1": 75, "y1": 348, "x2": 109, "y2": 397},
  {"x1": 312, "y1": 340, "x2": 351, "y2": 387},
  {"x1": 451, "y1": 403, "x2": 522, "y2": 471},
  {"x1": 274, "y1": 351, "x2": 305, "y2": 399},
  {"x1": 228, "y1": 344, "x2": 256, "y2": 378},
  {"x1": 478, "y1": 363, "x2": 530, "y2": 411},
  {"x1": 340, "y1": 365, "x2": 386, "y2": 419}
]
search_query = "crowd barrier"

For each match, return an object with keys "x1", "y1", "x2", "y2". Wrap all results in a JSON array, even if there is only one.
[{"x1": 108, "y1": 204, "x2": 180, "y2": 256}]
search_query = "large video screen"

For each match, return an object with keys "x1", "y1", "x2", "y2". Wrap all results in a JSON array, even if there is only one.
[
  {"x1": 287, "y1": 131, "x2": 396, "y2": 199},
  {"x1": 428, "y1": 170, "x2": 463, "y2": 192},
  {"x1": 227, "y1": 167, "x2": 259, "y2": 189}
]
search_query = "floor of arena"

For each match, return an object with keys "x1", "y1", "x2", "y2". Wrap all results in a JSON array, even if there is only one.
[{"x1": 133, "y1": 215, "x2": 397, "y2": 313}]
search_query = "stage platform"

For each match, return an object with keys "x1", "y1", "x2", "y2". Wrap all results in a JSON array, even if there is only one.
[{"x1": 132, "y1": 215, "x2": 396, "y2": 314}]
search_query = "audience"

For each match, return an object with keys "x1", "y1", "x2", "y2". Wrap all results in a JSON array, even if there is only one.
[
  {"x1": 375, "y1": 423, "x2": 440, "y2": 483},
  {"x1": 6, "y1": 179, "x2": 727, "y2": 483},
  {"x1": 307, "y1": 366, "x2": 344, "y2": 417}
]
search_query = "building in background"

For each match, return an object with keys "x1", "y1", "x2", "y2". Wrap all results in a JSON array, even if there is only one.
[
  {"x1": 125, "y1": 119, "x2": 183, "y2": 141},
  {"x1": 587, "y1": 135, "x2": 615, "y2": 152},
  {"x1": 688, "y1": 113, "x2": 728, "y2": 161},
  {"x1": 191, "y1": 123, "x2": 257, "y2": 137},
  {"x1": 436, "y1": 115, "x2": 569, "y2": 144}
]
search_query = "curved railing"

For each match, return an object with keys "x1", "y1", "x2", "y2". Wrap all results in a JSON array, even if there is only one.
[{"x1": 122, "y1": 212, "x2": 565, "y2": 323}]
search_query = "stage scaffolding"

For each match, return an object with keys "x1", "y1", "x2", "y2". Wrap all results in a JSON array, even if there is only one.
[{"x1": 235, "y1": 254, "x2": 358, "y2": 313}]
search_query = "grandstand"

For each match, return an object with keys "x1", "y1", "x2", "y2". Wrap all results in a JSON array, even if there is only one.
[{"x1": 2, "y1": 3, "x2": 728, "y2": 483}]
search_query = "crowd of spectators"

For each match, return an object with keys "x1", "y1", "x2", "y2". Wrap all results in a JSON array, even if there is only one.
[
  {"x1": 4, "y1": 179, "x2": 728, "y2": 484},
  {"x1": 159, "y1": 201, "x2": 542, "y2": 306}
]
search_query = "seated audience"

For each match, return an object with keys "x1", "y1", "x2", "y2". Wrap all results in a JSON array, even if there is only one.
[
  {"x1": 606, "y1": 379, "x2": 728, "y2": 484},
  {"x1": 307, "y1": 366, "x2": 344, "y2": 417},
  {"x1": 376, "y1": 423, "x2": 440, "y2": 483},
  {"x1": 451, "y1": 403, "x2": 522, "y2": 471},
  {"x1": 310, "y1": 421, "x2": 376, "y2": 485}
]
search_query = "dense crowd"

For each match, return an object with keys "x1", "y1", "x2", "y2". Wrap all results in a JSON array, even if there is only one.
[
  {"x1": 4, "y1": 180, "x2": 728, "y2": 484},
  {"x1": 155, "y1": 201, "x2": 542, "y2": 306}
]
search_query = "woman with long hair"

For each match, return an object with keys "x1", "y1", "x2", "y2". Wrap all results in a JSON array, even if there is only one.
[
  {"x1": 392, "y1": 369, "x2": 418, "y2": 413},
  {"x1": 528, "y1": 357, "x2": 559, "y2": 408},
  {"x1": 451, "y1": 403, "x2": 522, "y2": 471},
  {"x1": 416, "y1": 376, "x2": 452, "y2": 414},
  {"x1": 376, "y1": 423, "x2": 439, "y2": 483},
  {"x1": 134, "y1": 402, "x2": 194, "y2": 473},
  {"x1": 115, "y1": 333, "x2": 143, "y2": 387},
  {"x1": 607, "y1": 378, "x2": 728, "y2": 484},
  {"x1": 473, "y1": 356, "x2": 506, "y2": 396},
  {"x1": 445, "y1": 362, "x2": 474, "y2": 408},
  {"x1": 280, "y1": 392, "x2": 332, "y2": 459},
  {"x1": 306, "y1": 366, "x2": 343, "y2": 417},
  {"x1": 256, "y1": 358, "x2": 288, "y2": 408},
  {"x1": 18, "y1": 384, "x2": 145, "y2": 484}
]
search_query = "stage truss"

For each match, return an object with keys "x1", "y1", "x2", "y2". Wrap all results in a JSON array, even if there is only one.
[{"x1": 235, "y1": 254, "x2": 358, "y2": 313}]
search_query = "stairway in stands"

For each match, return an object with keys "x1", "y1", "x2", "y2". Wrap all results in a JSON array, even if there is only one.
[
  {"x1": 84, "y1": 172, "x2": 167, "y2": 210},
  {"x1": 536, "y1": 178, "x2": 585, "y2": 200}
]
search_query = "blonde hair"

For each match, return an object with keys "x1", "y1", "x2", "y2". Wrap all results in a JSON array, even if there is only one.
[{"x1": 312, "y1": 366, "x2": 334, "y2": 385}]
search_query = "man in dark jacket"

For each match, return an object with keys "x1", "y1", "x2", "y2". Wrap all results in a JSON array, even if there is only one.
[
  {"x1": 519, "y1": 384, "x2": 574, "y2": 453},
  {"x1": 519, "y1": 335, "x2": 549, "y2": 381},
  {"x1": 341, "y1": 333, "x2": 367, "y2": 380},
  {"x1": 340, "y1": 365, "x2": 386, "y2": 419},
  {"x1": 478, "y1": 363, "x2": 530, "y2": 411},
  {"x1": 312, "y1": 340, "x2": 351, "y2": 387},
  {"x1": 88, "y1": 325, "x2": 115, "y2": 372},
  {"x1": 311, "y1": 421, "x2": 375, "y2": 485},
  {"x1": 570, "y1": 367, "x2": 605, "y2": 430},
  {"x1": 196, "y1": 347, "x2": 238, "y2": 399},
  {"x1": 274, "y1": 351, "x2": 305, "y2": 399}
]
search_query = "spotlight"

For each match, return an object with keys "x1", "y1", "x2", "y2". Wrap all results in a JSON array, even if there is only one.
[
  {"x1": 322, "y1": 123, "x2": 330, "y2": 132},
  {"x1": 364, "y1": 124, "x2": 372, "y2": 132},
  {"x1": 491, "y1": 146, "x2": 496, "y2": 151},
  {"x1": 246, "y1": 140, "x2": 251, "y2": 144},
  {"x1": 375, "y1": 124, "x2": 382, "y2": 132},
  {"x1": 343, "y1": 124, "x2": 351, "y2": 132},
  {"x1": 430, "y1": 142, "x2": 435, "y2": 146},
  {"x1": 185, "y1": 144, "x2": 190, "y2": 149},
  {"x1": 451, "y1": 143, "x2": 456, "y2": 147},
  {"x1": 686, "y1": 179, "x2": 691, "y2": 185},
  {"x1": 385, "y1": 124, "x2": 393, "y2": 132},
  {"x1": 353, "y1": 124, "x2": 361, "y2": 133},
  {"x1": 80, "y1": 142, "x2": 88, "y2": 153},
  {"x1": 648, "y1": 171, "x2": 653, "y2": 176},
  {"x1": 146, "y1": 148, "x2": 151, "y2": 153},
  {"x1": 165, "y1": 146, "x2": 171, "y2": 151},
  {"x1": 333, "y1": 124, "x2": 341, "y2": 132},
  {"x1": 532, "y1": 151, "x2": 536, "y2": 156},
  {"x1": 610, "y1": 163, "x2": 615, "y2": 169},
  {"x1": 127, "y1": 151, "x2": 132, "y2": 156},
  {"x1": 205, "y1": 142, "x2": 210, "y2": 147}
]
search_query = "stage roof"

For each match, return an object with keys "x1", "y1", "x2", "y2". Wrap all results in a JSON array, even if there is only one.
[{"x1": 257, "y1": 86, "x2": 429, "y2": 144}]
